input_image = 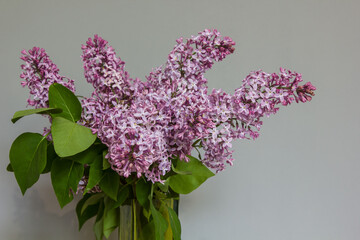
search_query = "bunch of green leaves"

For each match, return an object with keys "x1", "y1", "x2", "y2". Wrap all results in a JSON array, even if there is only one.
[{"x1": 8, "y1": 83, "x2": 215, "y2": 240}]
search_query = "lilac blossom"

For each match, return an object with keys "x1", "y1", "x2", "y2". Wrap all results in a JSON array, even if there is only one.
[
  {"x1": 20, "y1": 47, "x2": 75, "y2": 109},
  {"x1": 201, "y1": 68, "x2": 316, "y2": 171},
  {"x1": 81, "y1": 34, "x2": 144, "y2": 105},
  {"x1": 144, "y1": 29, "x2": 236, "y2": 162},
  {"x1": 80, "y1": 35, "x2": 171, "y2": 182},
  {"x1": 78, "y1": 30, "x2": 316, "y2": 181},
  {"x1": 20, "y1": 29, "x2": 316, "y2": 184},
  {"x1": 20, "y1": 47, "x2": 76, "y2": 140}
]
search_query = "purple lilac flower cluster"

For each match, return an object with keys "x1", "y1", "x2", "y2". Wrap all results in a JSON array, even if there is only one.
[
  {"x1": 20, "y1": 47, "x2": 76, "y2": 138},
  {"x1": 202, "y1": 69, "x2": 316, "y2": 171},
  {"x1": 80, "y1": 36, "x2": 168, "y2": 181},
  {"x1": 19, "y1": 29, "x2": 316, "y2": 183},
  {"x1": 20, "y1": 47, "x2": 75, "y2": 108}
]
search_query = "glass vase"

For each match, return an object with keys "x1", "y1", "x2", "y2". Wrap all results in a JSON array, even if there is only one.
[{"x1": 118, "y1": 198, "x2": 179, "y2": 240}]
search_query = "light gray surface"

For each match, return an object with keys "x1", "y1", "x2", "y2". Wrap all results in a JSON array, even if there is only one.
[{"x1": 1, "y1": 0, "x2": 359, "y2": 239}]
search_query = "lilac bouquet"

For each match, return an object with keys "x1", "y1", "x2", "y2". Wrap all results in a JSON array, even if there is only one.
[{"x1": 8, "y1": 29, "x2": 316, "y2": 240}]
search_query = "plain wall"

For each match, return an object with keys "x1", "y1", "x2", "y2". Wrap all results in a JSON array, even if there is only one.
[{"x1": 1, "y1": 0, "x2": 359, "y2": 239}]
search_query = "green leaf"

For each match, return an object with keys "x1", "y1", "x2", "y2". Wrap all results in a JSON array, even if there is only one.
[
  {"x1": 150, "y1": 199, "x2": 168, "y2": 240},
  {"x1": 6, "y1": 163, "x2": 13, "y2": 172},
  {"x1": 107, "y1": 185, "x2": 131, "y2": 210},
  {"x1": 42, "y1": 143, "x2": 58, "y2": 174},
  {"x1": 9, "y1": 133, "x2": 47, "y2": 195},
  {"x1": 84, "y1": 155, "x2": 104, "y2": 194},
  {"x1": 156, "y1": 181, "x2": 169, "y2": 193},
  {"x1": 168, "y1": 156, "x2": 215, "y2": 194},
  {"x1": 102, "y1": 150, "x2": 111, "y2": 170},
  {"x1": 167, "y1": 207, "x2": 181, "y2": 240},
  {"x1": 11, "y1": 107, "x2": 62, "y2": 123},
  {"x1": 81, "y1": 193, "x2": 105, "y2": 214},
  {"x1": 94, "y1": 218, "x2": 104, "y2": 240},
  {"x1": 76, "y1": 194, "x2": 100, "y2": 230},
  {"x1": 48, "y1": 83, "x2": 82, "y2": 122},
  {"x1": 140, "y1": 221, "x2": 156, "y2": 240},
  {"x1": 99, "y1": 170, "x2": 120, "y2": 201},
  {"x1": 171, "y1": 164, "x2": 192, "y2": 175},
  {"x1": 51, "y1": 117, "x2": 97, "y2": 157},
  {"x1": 94, "y1": 200, "x2": 105, "y2": 240},
  {"x1": 136, "y1": 178, "x2": 152, "y2": 207},
  {"x1": 50, "y1": 158, "x2": 84, "y2": 208},
  {"x1": 103, "y1": 197, "x2": 119, "y2": 238},
  {"x1": 69, "y1": 143, "x2": 105, "y2": 165}
]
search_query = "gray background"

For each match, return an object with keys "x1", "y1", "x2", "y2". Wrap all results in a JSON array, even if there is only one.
[{"x1": 1, "y1": 0, "x2": 359, "y2": 239}]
